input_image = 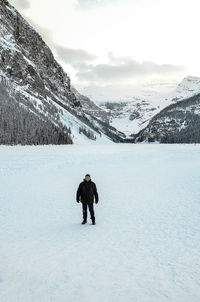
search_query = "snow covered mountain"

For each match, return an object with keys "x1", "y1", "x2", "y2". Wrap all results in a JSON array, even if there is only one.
[
  {"x1": 134, "y1": 92, "x2": 200, "y2": 143},
  {"x1": 71, "y1": 86, "x2": 128, "y2": 142},
  {"x1": 172, "y1": 76, "x2": 200, "y2": 101},
  {"x1": 1, "y1": 0, "x2": 199, "y2": 145},
  {"x1": 0, "y1": 0, "x2": 125, "y2": 145},
  {"x1": 71, "y1": 86, "x2": 110, "y2": 124},
  {"x1": 98, "y1": 76, "x2": 200, "y2": 138}
]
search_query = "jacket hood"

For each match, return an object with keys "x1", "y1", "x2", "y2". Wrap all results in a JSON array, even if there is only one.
[{"x1": 83, "y1": 178, "x2": 91, "y2": 183}]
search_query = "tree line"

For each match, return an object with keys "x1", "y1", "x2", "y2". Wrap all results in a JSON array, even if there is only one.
[{"x1": 0, "y1": 81, "x2": 72, "y2": 145}]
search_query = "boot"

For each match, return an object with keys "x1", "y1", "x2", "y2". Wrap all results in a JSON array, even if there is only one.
[
  {"x1": 82, "y1": 219, "x2": 87, "y2": 224},
  {"x1": 92, "y1": 219, "x2": 96, "y2": 225}
]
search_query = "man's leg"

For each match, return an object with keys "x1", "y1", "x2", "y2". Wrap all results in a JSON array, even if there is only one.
[
  {"x1": 88, "y1": 202, "x2": 95, "y2": 221},
  {"x1": 82, "y1": 203, "x2": 87, "y2": 221}
]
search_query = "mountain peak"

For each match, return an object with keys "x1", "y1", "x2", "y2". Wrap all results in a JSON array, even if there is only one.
[{"x1": 176, "y1": 75, "x2": 200, "y2": 96}]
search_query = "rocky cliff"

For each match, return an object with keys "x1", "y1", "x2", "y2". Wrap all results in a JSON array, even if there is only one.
[{"x1": 0, "y1": 0, "x2": 124, "y2": 144}]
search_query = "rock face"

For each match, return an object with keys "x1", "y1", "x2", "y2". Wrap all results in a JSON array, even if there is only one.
[
  {"x1": 71, "y1": 86, "x2": 110, "y2": 124},
  {"x1": 0, "y1": 0, "x2": 125, "y2": 144},
  {"x1": 0, "y1": 0, "x2": 79, "y2": 108}
]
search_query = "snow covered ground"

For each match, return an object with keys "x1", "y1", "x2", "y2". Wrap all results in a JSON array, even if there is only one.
[{"x1": 0, "y1": 143, "x2": 200, "y2": 302}]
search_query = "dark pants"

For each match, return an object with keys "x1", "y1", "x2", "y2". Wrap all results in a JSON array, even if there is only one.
[{"x1": 82, "y1": 202, "x2": 95, "y2": 221}]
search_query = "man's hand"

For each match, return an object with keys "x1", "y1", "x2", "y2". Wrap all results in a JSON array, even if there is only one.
[
  {"x1": 95, "y1": 200, "x2": 98, "y2": 204},
  {"x1": 76, "y1": 200, "x2": 80, "y2": 203}
]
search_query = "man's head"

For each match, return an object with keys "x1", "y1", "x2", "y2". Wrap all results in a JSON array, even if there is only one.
[{"x1": 85, "y1": 174, "x2": 91, "y2": 182}]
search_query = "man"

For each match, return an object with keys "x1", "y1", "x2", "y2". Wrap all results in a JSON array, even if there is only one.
[{"x1": 76, "y1": 174, "x2": 99, "y2": 225}]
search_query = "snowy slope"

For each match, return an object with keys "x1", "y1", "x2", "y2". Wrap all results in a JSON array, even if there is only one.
[
  {"x1": 0, "y1": 74, "x2": 113, "y2": 145},
  {"x1": 0, "y1": 144, "x2": 200, "y2": 302},
  {"x1": 173, "y1": 76, "x2": 200, "y2": 101},
  {"x1": 71, "y1": 86, "x2": 110, "y2": 124},
  {"x1": 99, "y1": 76, "x2": 200, "y2": 137},
  {"x1": 52, "y1": 99, "x2": 114, "y2": 145},
  {"x1": 135, "y1": 92, "x2": 200, "y2": 143}
]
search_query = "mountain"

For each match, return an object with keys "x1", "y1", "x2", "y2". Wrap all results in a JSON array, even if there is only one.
[
  {"x1": 134, "y1": 92, "x2": 200, "y2": 143},
  {"x1": 172, "y1": 76, "x2": 200, "y2": 101},
  {"x1": 0, "y1": 0, "x2": 124, "y2": 145},
  {"x1": 71, "y1": 86, "x2": 128, "y2": 142},
  {"x1": 0, "y1": 76, "x2": 73, "y2": 145},
  {"x1": 1, "y1": 0, "x2": 199, "y2": 145},
  {"x1": 98, "y1": 76, "x2": 200, "y2": 138},
  {"x1": 71, "y1": 86, "x2": 110, "y2": 124}
]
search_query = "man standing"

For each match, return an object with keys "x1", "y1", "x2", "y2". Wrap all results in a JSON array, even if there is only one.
[{"x1": 76, "y1": 174, "x2": 99, "y2": 225}]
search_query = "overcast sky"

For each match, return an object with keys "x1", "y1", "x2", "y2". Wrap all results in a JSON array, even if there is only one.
[{"x1": 9, "y1": 0, "x2": 200, "y2": 101}]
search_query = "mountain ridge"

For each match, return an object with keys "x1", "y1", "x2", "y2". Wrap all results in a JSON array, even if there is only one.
[
  {"x1": 97, "y1": 76, "x2": 200, "y2": 141},
  {"x1": 1, "y1": 0, "x2": 200, "y2": 144},
  {"x1": 0, "y1": 0, "x2": 125, "y2": 144}
]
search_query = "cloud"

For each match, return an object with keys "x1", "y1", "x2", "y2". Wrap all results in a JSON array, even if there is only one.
[
  {"x1": 21, "y1": 18, "x2": 96, "y2": 73},
  {"x1": 52, "y1": 45, "x2": 97, "y2": 68},
  {"x1": 11, "y1": 11, "x2": 97, "y2": 70},
  {"x1": 75, "y1": 0, "x2": 110, "y2": 9},
  {"x1": 8, "y1": 8, "x2": 96, "y2": 74},
  {"x1": 74, "y1": 0, "x2": 125, "y2": 10},
  {"x1": 9, "y1": 0, "x2": 30, "y2": 9},
  {"x1": 9, "y1": 2, "x2": 55, "y2": 48},
  {"x1": 75, "y1": 52, "x2": 186, "y2": 86}
]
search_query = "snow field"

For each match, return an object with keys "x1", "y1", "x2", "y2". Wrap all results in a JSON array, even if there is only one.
[{"x1": 0, "y1": 144, "x2": 200, "y2": 302}]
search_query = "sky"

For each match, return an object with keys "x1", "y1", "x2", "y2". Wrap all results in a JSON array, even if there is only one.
[{"x1": 9, "y1": 0, "x2": 200, "y2": 101}]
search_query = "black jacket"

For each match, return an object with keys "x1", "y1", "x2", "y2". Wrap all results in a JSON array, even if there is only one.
[{"x1": 76, "y1": 179, "x2": 99, "y2": 204}]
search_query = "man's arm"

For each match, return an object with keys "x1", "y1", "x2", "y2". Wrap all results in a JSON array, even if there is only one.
[
  {"x1": 93, "y1": 183, "x2": 99, "y2": 203},
  {"x1": 76, "y1": 183, "x2": 82, "y2": 202}
]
